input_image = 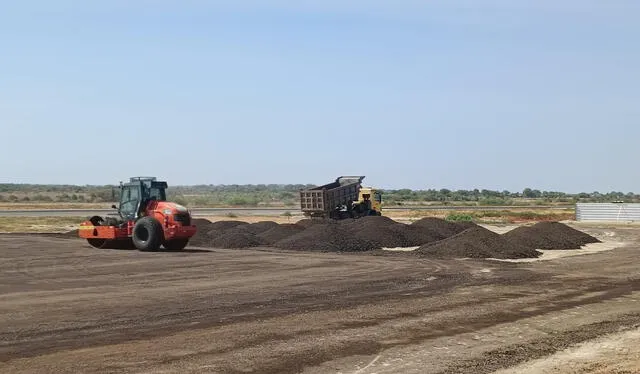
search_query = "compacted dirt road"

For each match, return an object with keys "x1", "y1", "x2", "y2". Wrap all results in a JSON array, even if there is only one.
[{"x1": 0, "y1": 224, "x2": 639, "y2": 373}]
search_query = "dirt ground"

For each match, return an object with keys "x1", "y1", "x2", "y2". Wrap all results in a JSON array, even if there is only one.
[{"x1": 1, "y1": 222, "x2": 639, "y2": 373}]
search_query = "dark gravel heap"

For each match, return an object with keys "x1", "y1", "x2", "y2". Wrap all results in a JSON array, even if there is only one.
[
  {"x1": 207, "y1": 220, "x2": 249, "y2": 230},
  {"x1": 296, "y1": 218, "x2": 327, "y2": 228},
  {"x1": 337, "y1": 216, "x2": 478, "y2": 248},
  {"x1": 192, "y1": 218, "x2": 214, "y2": 228},
  {"x1": 340, "y1": 216, "x2": 414, "y2": 248},
  {"x1": 456, "y1": 221, "x2": 479, "y2": 229},
  {"x1": 193, "y1": 216, "x2": 480, "y2": 250},
  {"x1": 257, "y1": 224, "x2": 306, "y2": 245},
  {"x1": 402, "y1": 217, "x2": 472, "y2": 246},
  {"x1": 502, "y1": 221, "x2": 601, "y2": 250},
  {"x1": 243, "y1": 221, "x2": 280, "y2": 234},
  {"x1": 417, "y1": 226, "x2": 542, "y2": 259},
  {"x1": 209, "y1": 231, "x2": 268, "y2": 249},
  {"x1": 206, "y1": 221, "x2": 279, "y2": 241},
  {"x1": 192, "y1": 220, "x2": 301, "y2": 248},
  {"x1": 189, "y1": 218, "x2": 215, "y2": 246},
  {"x1": 274, "y1": 221, "x2": 376, "y2": 252},
  {"x1": 189, "y1": 217, "x2": 598, "y2": 256},
  {"x1": 411, "y1": 217, "x2": 469, "y2": 237}
]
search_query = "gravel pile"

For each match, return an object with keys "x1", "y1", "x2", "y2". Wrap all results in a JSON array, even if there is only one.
[
  {"x1": 274, "y1": 221, "x2": 376, "y2": 252},
  {"x1": 296, "y1": 218, "x2": 327, "y2": 228},
  {"x1": 189, "y1": 218, "x2": 216, "y2": 246},
  {"x1": 399, "y1": 217, "x2": 472, "y2": 246},
  {"x1": 257, "y1": 224, "x2": 306, "y2": 245},
  {"x1": 187, "y1": 217, "x2": 598, "y2": 257},
  {"x1": 192, "y1": 217, "x2": 479, "y2": 250},
  {"x1": 417, "y1": 226, "x2": 542, "y2": 259},
  {"x1": 502, "y1": 221, "x2": 601, "y2": 250},
  {"x1": 340, "y1": 216, "x2": 479, "y2": 248},
  {"x1": 209, "y1": 232, "x2": 267, "y2": 249},
  {"x1": 243, "y1": 221, "x2": 280, "y2": 234},
  {"x1": 456, "y1": 221, "x2": 480, "y2": 229},
  {"x1": 411, "y1": 217, "x2": 469, "y2": 237},
  {"x1": 208, "y1": 220, "x2": 248, "y2": 230}
]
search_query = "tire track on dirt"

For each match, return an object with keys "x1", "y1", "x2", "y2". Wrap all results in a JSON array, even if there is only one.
[{"x1": 436, "y1": 313, "x2": 640, "y2": 374}]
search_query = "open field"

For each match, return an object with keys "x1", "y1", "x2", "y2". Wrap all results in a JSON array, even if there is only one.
[
  {"x1": 1, "y1": 221, "x2": 639, "y2": 373},
  {"x1": 0, "y1": 203, "x2": 109, "y2": 210},
  {"x1": 0, "y1": 216, "x2": 85, "y2": 233}
]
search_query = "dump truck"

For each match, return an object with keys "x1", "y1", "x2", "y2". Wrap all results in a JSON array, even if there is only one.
[
  {"x1": 78, "y1": 177, "x2": 197, "y2": 251},
  {"x1": 299, "y1": 176, "x2": 382, "y2": 219}
]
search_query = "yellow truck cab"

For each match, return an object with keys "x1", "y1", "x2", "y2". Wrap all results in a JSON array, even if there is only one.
[{"x1": 357, "y1": 187, "x2": 383, "y2": 216}]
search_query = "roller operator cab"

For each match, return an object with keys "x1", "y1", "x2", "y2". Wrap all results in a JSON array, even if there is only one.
[{"x1": 78, "y1": 177, "x2": 197, "y2": 251}]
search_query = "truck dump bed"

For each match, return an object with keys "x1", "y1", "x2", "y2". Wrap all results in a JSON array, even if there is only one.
[{"x1": 300, "y1": 176, "x2": 365, "y2": 217}]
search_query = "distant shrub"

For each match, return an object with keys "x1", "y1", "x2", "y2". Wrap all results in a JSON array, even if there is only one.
[
  {"x1": 479, "y1": 198, "x2": 510, "y2": 206},
  {"x1": 172, "y1": 196, "x2": 189, "y2": 207},
  {"x1": 477, "y1": 211, "x2": 503, "y2": 218},
  {"x1": 194, "y1": 196, "x2": 212, "y2": 206},
  {"x1": 31, "y1": 194, "x2": 52, "y2": 202},
  {"x1": 446, "y1": 213, "x2": 473, "y2": 222},
  {"x1": 511, "y1": 211, "x2": 539, "y2": 220}
]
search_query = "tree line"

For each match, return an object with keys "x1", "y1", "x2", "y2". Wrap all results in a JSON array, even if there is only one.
[{"x1": 1, "y1": 183, "x2": 639, "y2": 206}]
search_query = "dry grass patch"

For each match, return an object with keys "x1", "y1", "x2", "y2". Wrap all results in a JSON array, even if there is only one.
[{"x1": 0, "y1": 217, "x2": 84, "y2": 233}]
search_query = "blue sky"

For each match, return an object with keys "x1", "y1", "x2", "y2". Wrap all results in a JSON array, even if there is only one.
[{"x1": 1, "y1": 1, "x2": 639, "y2": 192}]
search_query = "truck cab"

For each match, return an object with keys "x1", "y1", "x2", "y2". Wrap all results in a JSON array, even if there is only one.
[
  {"x1": 299, "y1": 176, "x2": 382, "y2": 219},
  {"x1": 358, "y1": 187, "x2": 383, "y2": 216}
]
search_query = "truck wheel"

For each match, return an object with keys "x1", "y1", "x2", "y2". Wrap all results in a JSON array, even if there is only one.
[
  {"x1": 163, "y1": 239, "x2": 189, "y2": 251},
  {"x1": 132, "y1": 217, "x2": 163, "y2": 251}
]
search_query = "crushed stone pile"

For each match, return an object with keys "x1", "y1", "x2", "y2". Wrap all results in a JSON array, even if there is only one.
[
  {"x1": 338, "y1": 216, "x2": 476, "y2": 248},
  {"x1": 191, "y1": 220, "x2": 302, "y2": 248},
  {"x1": 295, "y1": 218, "x2": 327, "y2": 228},
  {"x1": 339, "y1": 216, "x2": 414, "y2": 248},
  {"x1": 242, "y1": 221, "x2": 280, "y2": 234},
  {"x1": 341, "y1": 216, "x2": 465, "y2": 248},
  {"x1": 274, "y1": 221, "x2": 376, "y2": 252},
  {"x1": 189, "y1": 218, "x2": 215, "y2": 246},
  {"x1": 189, "y1": 217, "x2": 597, "y2": 256},
  {"x1": 416, "y1": 226, "x2": 542, "y2": 259},
  {"x1": 455, "y1": 221, "x2": 479, "y2": 229},
  {"x1": 207, "y1": 220, "x2": 249, "y2": 230},
  {"x1": 411, "y1": 217, "x2": 469, "y2": 237},
  {"x1": 192, "y1": 216, "x2": 479, "y2": 250},
  {"x1": 257, "y1": 224, "x2": 306, "y2": 245},
  {"x1": 502, "y1": 221, "x2": 601, "y2": 250},
  {"x1": 402, "y1": 217, "x2": 472, "y2": 246},
  {"x1": 206, "y1": 221, "x2": 278, "y2": 241},
  {"x1": 209, "y1": 231, "x2": 267, "y2": 249}
]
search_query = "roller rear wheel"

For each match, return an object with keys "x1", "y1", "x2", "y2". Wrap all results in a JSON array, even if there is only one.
[
  {"x1": 163, "y1": 239, "x2": 189, "y2": 251},
  {"x1": 132, "y1": 217, "x2": 163, "y2": 251},
  {"x1": 87, "y1": 238, "x2": 107, "y2": 248}
]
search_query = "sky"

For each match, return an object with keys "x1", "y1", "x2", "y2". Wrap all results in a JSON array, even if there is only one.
[{"x1": 1, "y1": 1, "x2": 639, "y2": 192}]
